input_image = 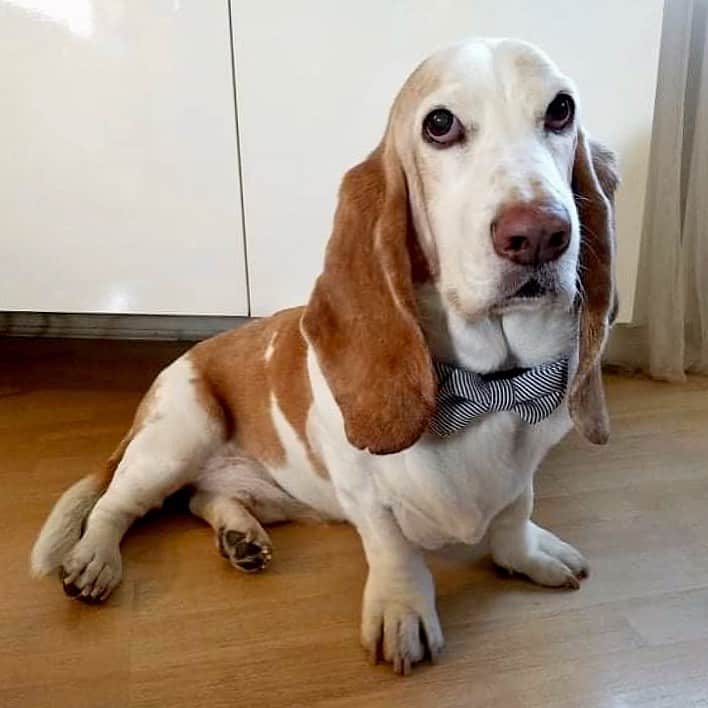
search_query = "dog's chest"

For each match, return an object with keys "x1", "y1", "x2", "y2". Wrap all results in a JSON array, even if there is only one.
[
  {"x1": 370, "y1": 305, "x2": 578, "y2": 548},
  {"x1": 374, "y1": 406, "x2": 571, "y2": 549}
]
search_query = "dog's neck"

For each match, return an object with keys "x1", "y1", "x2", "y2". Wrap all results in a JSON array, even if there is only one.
[{"x1": 415, "y1": 283, "x2": 578, "y2": 373}]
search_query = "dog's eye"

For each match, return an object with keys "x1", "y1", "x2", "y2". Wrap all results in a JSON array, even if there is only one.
[
  {"x1": 423, "y1": 109, "x2": 464, "y2": 146},
  {"x1": 545, "y1": 93, "x2": 575, "y2": 132}
]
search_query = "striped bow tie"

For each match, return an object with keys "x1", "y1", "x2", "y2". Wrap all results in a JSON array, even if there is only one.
[{"x1": 430, "y1": 358, "x2": 569, "y2": 437}]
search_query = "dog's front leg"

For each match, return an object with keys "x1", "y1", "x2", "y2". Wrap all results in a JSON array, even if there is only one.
[
  {"x1": 343, "y1": 497, "x2": 444, "y2": 675},
  {"x1": 488, "y1": 482, "x2": 589, "y2": 588}
]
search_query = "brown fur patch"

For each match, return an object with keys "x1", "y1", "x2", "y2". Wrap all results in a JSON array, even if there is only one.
[
  {"x1": 569, "y1": 132, "x2": 619, "y2": 444},
  {"x1": 190, "y1": 374, "x2": 229, "y2": 431},
  {"x1": 268, "y1": 310, "x2": 329, "y2": 478},
  {"x1": 189, "y1": 308, "x2": 328, "y2": 477}
]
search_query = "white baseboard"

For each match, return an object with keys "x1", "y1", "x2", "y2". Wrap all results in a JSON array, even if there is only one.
[
  {"x1": 0, "y1": 311, "x2": 251, "y2": 341},
  {"x1": 1, "y1": 312, "x2": 644, "y2": 375}
]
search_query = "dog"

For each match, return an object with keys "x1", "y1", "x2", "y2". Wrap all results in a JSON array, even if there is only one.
[{"x1": 32, "y1": 38, "x2": 618, "y2": 675}]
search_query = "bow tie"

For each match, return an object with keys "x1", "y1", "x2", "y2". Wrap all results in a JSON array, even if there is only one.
[{"x1": 429, "y1": 358, "x2": 569, "y2": 437}]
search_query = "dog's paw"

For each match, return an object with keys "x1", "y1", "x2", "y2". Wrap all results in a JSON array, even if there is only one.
[
  {"x1": 360, "y1": 572, "x2": 444, "y2": 675},
  {"x1": 495, "y1": 523, "x2": 588, "y2": 589},
  {"x1": 59, "y1": 535, "x2": 122, "y2": 602},
  {"x1": 217, "y1": 527, "x2": 272, "y2": 573}
]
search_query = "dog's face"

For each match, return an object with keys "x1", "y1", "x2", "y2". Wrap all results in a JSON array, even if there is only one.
[{"x1": 392, "y1": 40, "x2": 580, "y2": 318}]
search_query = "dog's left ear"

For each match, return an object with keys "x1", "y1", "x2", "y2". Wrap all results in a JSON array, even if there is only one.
[{"x1": 569, "y1": 130, "x2": 620, "y2": 444}]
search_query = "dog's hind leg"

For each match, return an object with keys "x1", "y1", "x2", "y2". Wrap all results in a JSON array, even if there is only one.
[
  {"x1": 190, "y1": 450, "x2": 324, "y2": 572},
  {"x1": 189, "y1": 491, "x2": 273, "y2": 572},
  {"x1": 57, "y1": 355, "x2": 224, "y2": 602}
]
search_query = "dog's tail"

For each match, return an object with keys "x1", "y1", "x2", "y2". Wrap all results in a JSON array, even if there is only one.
[{"x1": 30, "y1": 432, "x2": 131, "y2": 577}]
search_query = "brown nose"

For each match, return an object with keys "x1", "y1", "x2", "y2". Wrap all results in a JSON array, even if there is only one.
[{"x1": 492, "y1": 201, "x2": 571, "y2": 266}]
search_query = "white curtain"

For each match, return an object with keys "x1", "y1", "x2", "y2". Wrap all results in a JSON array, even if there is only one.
[{"x1": 615, "y1": 0, "x2": 708, "y2": 381}]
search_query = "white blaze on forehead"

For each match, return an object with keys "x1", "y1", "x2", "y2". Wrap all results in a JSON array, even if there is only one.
[{"x1": 413, "y1": 40, "x2": 574, "y2": 130}]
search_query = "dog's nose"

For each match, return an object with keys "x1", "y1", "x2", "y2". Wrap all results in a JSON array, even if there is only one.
[{"x1": 492, "y1": 201, "x2": 571, "y2": 266}]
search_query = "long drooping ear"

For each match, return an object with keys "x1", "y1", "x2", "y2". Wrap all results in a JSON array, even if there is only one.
[
  {"x1": 569, "y1": 131, "x2": 620, "y2": 444},
  {"x1": 302, "y1": 142, "x2": 435, "y2": 455}
]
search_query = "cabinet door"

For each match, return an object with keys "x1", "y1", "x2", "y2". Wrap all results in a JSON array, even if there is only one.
[
  {"x1": 233, "y1": 0, "x2": 663, "y2": 321},
  {"x1": 1, "y1": 1, "x2": 247, "y2": 316}
]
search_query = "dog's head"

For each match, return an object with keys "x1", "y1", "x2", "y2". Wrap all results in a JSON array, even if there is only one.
[{"x1": 303, "y1": 39, "x2": 618, "y2": 454}]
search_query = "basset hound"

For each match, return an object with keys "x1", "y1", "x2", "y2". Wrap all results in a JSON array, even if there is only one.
[{"x1": 32, "y1": 38, "x2": 618, "y2": 675}]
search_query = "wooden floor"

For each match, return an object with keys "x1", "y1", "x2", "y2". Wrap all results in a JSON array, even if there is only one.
[{"x1": 2, "y1": 337, "x2": 708, "y2": 708}]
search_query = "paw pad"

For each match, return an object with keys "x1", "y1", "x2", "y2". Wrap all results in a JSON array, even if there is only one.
[{"x1": 217, "y1": 527, "x2": 272, "y2": 573}]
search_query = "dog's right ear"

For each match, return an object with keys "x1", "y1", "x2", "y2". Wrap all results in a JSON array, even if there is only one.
[{"x1": 302, "y1": 143, "x2": 435, "y2": 455}]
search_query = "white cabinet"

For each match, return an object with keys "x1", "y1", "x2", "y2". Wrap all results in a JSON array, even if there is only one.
[
  {"x1": 232, "y1": 0, "x2": 664, "y2": 321},
  {"x1": 0, "y1": 1, "x2": 248, "y2": 316},
  {"x1": 1, "y1": 2, "x2": 664, "y2": 323}
]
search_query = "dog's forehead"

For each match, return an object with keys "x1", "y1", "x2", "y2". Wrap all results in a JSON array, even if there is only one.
[{"x1": 395, "y1": 39, "x2": 569, "y2": 117}]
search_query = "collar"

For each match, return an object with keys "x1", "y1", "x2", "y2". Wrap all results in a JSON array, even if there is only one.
[{"x1": 430, "y1": 357, "x2": 569, "y2": 437}]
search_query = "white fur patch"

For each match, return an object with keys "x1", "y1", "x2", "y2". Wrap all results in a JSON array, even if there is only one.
[
  {"x1": 417, "y1": 283, "x2": 577, "y2": 371},
  {"x1": 264, "y1": 331, "x2": 278, "y2": 363},
  {"x1": 84, "y1": 355, "x2": 222, "y2": 537},
  {"x1": 266, "y1": 392, "x2": 345, "y2": 520},
  {"x1": 195, "y1": 443, "x2": 322, "y2": 524}
]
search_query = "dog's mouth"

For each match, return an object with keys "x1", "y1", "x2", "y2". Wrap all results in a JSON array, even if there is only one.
[
  {"x1": 447, "y1": 267, "x2": 571, "y2": 320},
  {"x1": 491, "y1": 271, "x2": 561, "y2": 314},
  {"x1": 506, "y1": 273, "x2": 556, "y2": 304},
  {"x1": 512, "y1": 277, "x2": 547, "y2": 299}
]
